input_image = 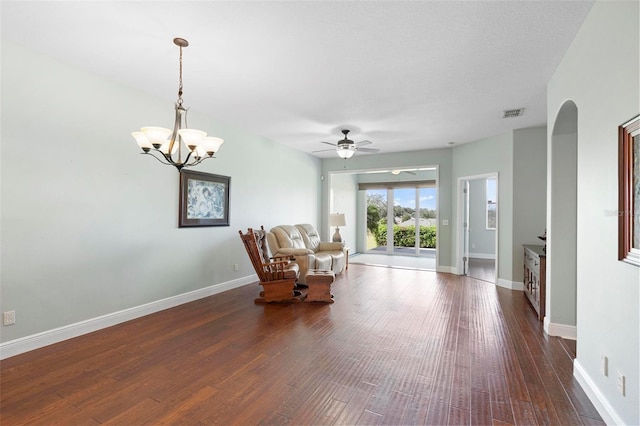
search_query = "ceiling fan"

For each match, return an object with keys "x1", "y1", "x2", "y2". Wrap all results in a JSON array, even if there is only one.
[
  {"x1": 391, "y1": 169, "x2": 416, "y2": 176},
  {"x1": 313, "y1": 129, "x2": 380, "y2": 159}
]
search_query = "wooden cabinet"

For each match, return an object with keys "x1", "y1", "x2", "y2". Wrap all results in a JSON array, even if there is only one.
[{"x1": 523, "y1": 245, "x2": 546, "y2": 320}]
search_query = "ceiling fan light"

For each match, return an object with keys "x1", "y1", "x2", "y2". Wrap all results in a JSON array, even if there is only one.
[{"x1": 337, "y1": 146, "x2": 355, "y2": 159}]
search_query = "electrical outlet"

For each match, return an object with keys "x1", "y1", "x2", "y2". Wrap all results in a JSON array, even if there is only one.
[
  {"x1": 3, "y1": 311, "x2": 16, "y2": 326},
  {"x1": 617, "y1": 372, "x2": 625, "y2": 396},
  {"x1": 233, "y1": 263, "x2": 239, "y2": 272},
  {"x1": 601, "y1": 354, "x2": 608, "y2": 376}
]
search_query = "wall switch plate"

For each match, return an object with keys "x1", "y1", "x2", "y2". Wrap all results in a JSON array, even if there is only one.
[
  {"x1": 442, "y1": 220, "x2": 449, "y2": 226},
  {"x1": 3, "y1": 311, "x2": 16, "y2": 326},
  {"x1": 617, "y1": 372, "x2": 625, "y2": 396},
  {"x1": 601, "y1": 354, "x2": 608, "y2": 376},
  {"x1": 233, "y1": 264, "x2": 239, "y2": 271}
]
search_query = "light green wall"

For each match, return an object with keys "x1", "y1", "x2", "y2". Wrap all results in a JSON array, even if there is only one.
[
  {"x1": 513, "y1": 126, "x2": 547, "y2": 285},
  {"x1": 0, "y1": 41, "x2": 322, "y2": 343},
  {"x1": 547, "y1": 1, "x2": 639, "y2": 423},
  {"x1": 452, "y1": 132, "x2": 514, "y2": 282}
]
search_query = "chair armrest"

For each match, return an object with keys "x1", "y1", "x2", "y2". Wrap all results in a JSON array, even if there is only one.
[
  {"x1": 318, "y1": 242, "x2": 344, "y2": 251},
  {"x1": 271, "y1": 255, "x2": 295, "y2": 262},
  {"x1": 274, "y1": 248, "x2": 314, "y2": 256},
  {"x1": 263, "y1": 259, "x2": 290, "y2": 269}
]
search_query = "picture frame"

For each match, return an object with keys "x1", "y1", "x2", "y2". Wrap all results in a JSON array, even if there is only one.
[
  {"x1": 618, "y1": 114, "x2": 639, "y2": 266},
  {"x1": 179, "y1": 170, "x2": 230, "y2": 228}
]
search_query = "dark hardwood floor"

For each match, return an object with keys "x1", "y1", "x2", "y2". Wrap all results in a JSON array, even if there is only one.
[
  {"x1": 467, "y1": 258, "x2": 496, "y2": 284},
  {"x1": 1, "y1": 265, "x2": 603, "y2": 425}
]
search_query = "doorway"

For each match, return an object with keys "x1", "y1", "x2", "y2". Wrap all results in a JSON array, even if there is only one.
[
  {"x1": 458, "y1": 173, "x2": 498, "y2": 283},
  {"x1": 335, "y1": 166, "x2": 438, "y2": 271}
]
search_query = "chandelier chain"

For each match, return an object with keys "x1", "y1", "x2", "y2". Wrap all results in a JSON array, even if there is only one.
[{"x1": 177, "y1": 45, "x2": 184, "y2": 106}]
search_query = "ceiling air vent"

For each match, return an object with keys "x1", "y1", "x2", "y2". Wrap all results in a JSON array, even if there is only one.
[{"x1": 503, "y1": 108, "x2": 525, "y2": 118}]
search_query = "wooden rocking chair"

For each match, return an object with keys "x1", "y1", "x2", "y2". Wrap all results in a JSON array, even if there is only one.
[{"x1": 239, "y1": 227, "x2": 304, "y2": 303}]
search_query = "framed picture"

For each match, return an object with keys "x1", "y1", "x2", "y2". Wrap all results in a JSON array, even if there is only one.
[
  {"x1": 179, "y1": 170, "x2": 230, "y2": 227},
  {"x1": 618, "y1": 114, "x2": 639, "y2": 266}
]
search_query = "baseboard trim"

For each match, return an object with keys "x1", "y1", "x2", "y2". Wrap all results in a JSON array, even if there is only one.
[
  {"x1": 437, "y1": 265, "x2": 455, "y2": 274},
  {"x1": 497, "y1": 278, "x2": 524, "y2": 290},
  {"x1": 574, "y1": 359, "x2": 624, "y2": 426},
  {"x1": 468, "y1": 252, "x2": 496, "y2": 260},
  {"x1": 543, "y1": 318, "x2": 577, "y2": 340},
  {"x1": 0, "y1": 275, "x2": 257, "y2": 360}
]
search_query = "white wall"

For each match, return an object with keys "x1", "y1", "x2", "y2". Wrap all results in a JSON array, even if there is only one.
[
  {"x1": 548, "y1": 122, "x2": 578, "y2": 330},
  {"x1": 0, "y1": 41, "x2": 322, "y2": 345},
  {"x1": 547, "y1": 1, "x2": 640, "y2": 423},
  {"x1": 328, "y1": 173, "x2": 357, "y2": 246}
]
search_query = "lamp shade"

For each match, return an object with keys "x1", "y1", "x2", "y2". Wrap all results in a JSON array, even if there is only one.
[
  {"x1": 329, "y1": 213, "x2": 346, "y2": 227},
  {"x1": 141, "y1": 126, "x2": 172, "y2": 146},
  {"x1": 131, "y1": 132, "x2": 152, "y2": 150},
  {"x1": 203, "y1": 136, "x2": 224, "y2": 153},
  {"x1": 178, "y1": 128, "x2": 207, "y2": 151},
  {"x1": 336, "y1": 146, "x2": 355, "y2": 159}
]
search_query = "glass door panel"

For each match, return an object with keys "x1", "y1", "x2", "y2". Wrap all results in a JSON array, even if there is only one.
[
  {"x1": 419, "y1": 187, "x2": 437, "y2": 255},
  {"x1": 365, "y1": 189, "x2": 388, "y2": 252},
  {"x1": 392, "y1": 188, "x2": 417, "y2": 255}
]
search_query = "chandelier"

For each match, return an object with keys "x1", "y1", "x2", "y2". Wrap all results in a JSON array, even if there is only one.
[{"x1": 131, "y1": 38, "x2": 224, "y2": 171}]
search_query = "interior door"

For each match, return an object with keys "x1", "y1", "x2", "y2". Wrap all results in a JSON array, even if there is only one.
[
  {"x1": 462, "y1": 176, "x2": 498, "y2": 283},
  {"x1": 463, "y1": 180, "x2": 470, "y2": 275}
]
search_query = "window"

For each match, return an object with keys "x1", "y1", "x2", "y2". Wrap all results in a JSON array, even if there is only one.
[
  {"x1": 619, "y1": 114, "x2": 640, "y2": 266},
  {"x1": 486, "y1": 178, "x2": 497, "y2": 230}
]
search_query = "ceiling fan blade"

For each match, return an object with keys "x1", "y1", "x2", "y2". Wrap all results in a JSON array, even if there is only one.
[
  {"x1": 321, "y1": 141, "x2": 337, "y2": 147},
  {"x1": 356, "y1": 147, "x2": 380, "y2": 153},
  {"x1": 312, "y1": 148, "x2": 337, "y2": 153},
  {"x1": 355, "y1": 140, "x2": 373, "y2": 146}
]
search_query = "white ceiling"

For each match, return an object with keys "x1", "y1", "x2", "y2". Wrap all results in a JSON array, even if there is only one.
[{"x1": 1, "y1": 1, "x2": 594, "y2": 158}]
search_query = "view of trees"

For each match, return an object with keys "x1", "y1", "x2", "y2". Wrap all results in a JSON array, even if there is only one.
[
  {"x1": 366, "y1": 193, "x2": 437, "y2": 249},
  {"x1": 366, "y1": 193, "x2": 436, "y2": 231}
]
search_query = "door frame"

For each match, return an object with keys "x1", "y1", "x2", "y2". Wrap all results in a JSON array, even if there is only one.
[
  {"x1": 327, "y1": 164, "x2": 440, "y2": 268},
  {"x1": 379, "y1": 186, "x2": 433, "y2": 256},
  {"x1": 456, "y1": 172, "x2": 499, "y2": 283}
]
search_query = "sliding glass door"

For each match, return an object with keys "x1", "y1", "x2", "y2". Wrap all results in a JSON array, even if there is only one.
[{"x1": 365, "y1": 186, "x2": 437, "y2": 256}]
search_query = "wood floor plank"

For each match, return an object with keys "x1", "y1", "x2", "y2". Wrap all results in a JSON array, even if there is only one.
[{"x1": 0, "y1": 265, "x2": 603, "y2": 425}]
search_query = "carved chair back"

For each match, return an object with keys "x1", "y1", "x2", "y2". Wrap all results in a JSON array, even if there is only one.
[{"x1": 239, "y1": 227, "x2": 292, "y2": 282}]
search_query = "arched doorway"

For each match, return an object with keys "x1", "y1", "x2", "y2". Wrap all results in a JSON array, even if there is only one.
[{"x1": 547, "y1": 100, "x2": 578, "y2": 341}]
